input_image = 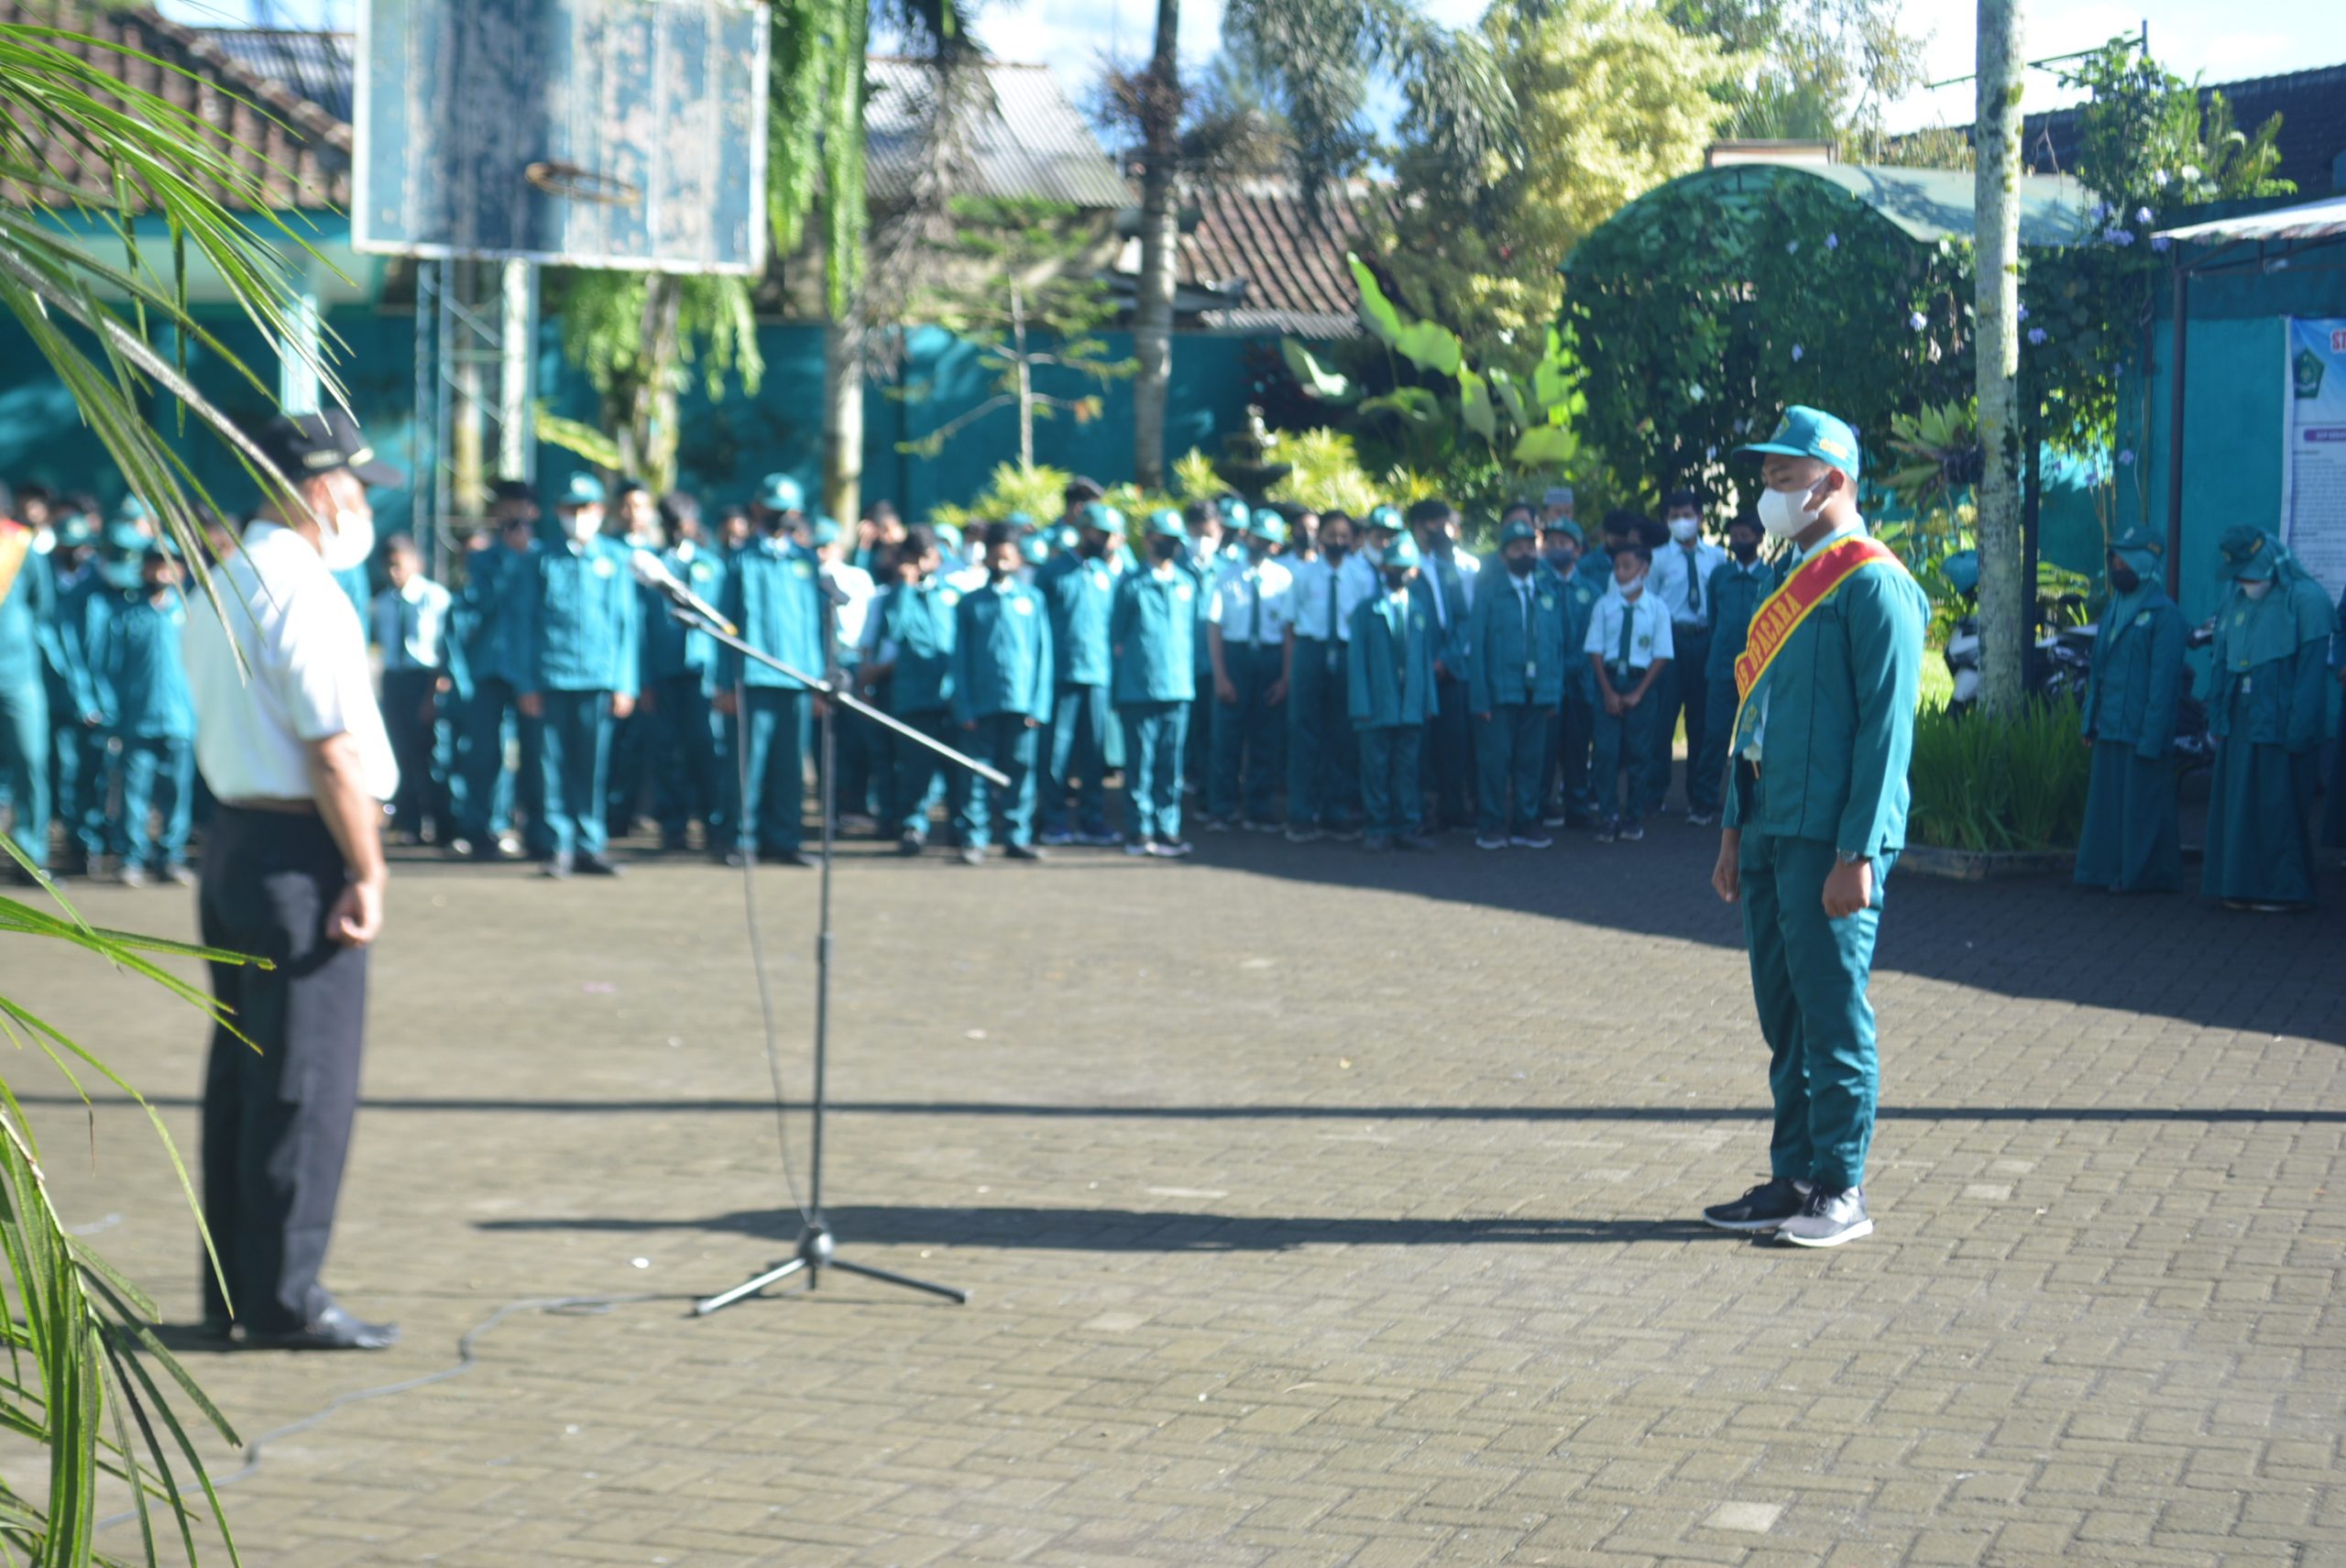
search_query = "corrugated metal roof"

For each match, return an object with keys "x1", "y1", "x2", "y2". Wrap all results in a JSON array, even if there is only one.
[
  {"x1": 198, "y1": 26, "x2": 355, "y2": 125},
  {"x1": 865, "y1": 58, "x2": 1130, "y2": 210},
  {"x1": 2157, "y1": 192, "x2": 2346, "y2": 243},
  {"x1": 2021, "y1": 62, "x2": 2346, "y2": 196}
]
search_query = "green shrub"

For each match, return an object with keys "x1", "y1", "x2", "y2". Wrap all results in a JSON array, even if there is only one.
[{"x1": 1906, "y1": 697, "x2": 2089, "y2": 854}]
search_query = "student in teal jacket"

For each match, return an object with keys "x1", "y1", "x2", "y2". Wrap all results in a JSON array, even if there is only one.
[
  {"x1": 0, "y1": 488, "x2": 61, "y2": 877},
  {"x1": 2075, "y1": 527, "x2": 2186, "y2": 894},
  {"x1": 1465, "y1": 519, "x2": 1568, "y2": 849},
  {"x1": 716, "y1": 487, "x2": 826, "y2": 869},
  {"x1": 1349, "y1": 532, "x2": 1440, "y2": 852},
  {"x1": 640, "y1": 492, "x2": 729, "y2": 855},
  {"x1": 951, "y1": 523, "x2": 1054, "y2": 863},
  {"x1": 1035, "y1": 501, "x2": 1122, "y2": 845},
  {"x1": 864, "y1": 525, "x2": 962, "y2": 853},
  {"x1": 1705, "y1": 406, "x2": 1926, "y2": 1251},
  {"x1": 1697, "y1": 513, "x2": 1778, "y2": 828},
  {"x1": 2201, "y1": 526, "x2": 2332, "y2": 911},
  {"x1": 91, "y1": 544, "x2": 196, "y2": 885},
  {"x1": 1111, "y1": 510, "x2": 1200, "y2": 857},
  {"x1": 453, "y1": 484, "x2": 546, "y2": 861},
  {"x1": 1539, "y1": 517, "x2": 1605, "y2": 828},
  {"x1": 514, "y1": 472, "x2": 641, "y2": 878}
]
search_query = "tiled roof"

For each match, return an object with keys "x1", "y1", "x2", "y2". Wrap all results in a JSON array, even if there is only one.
[
  {"x1": 2021, "y1": 62, "x2": 2346, "y2": 194},
  {"x1": 5, "y1": 3, "x2": 351, "y2": 211},
  {"x1": 865, "y1": 58, "x2": 1131, "y2": 211},
  {"x1": 1154, "y1": 178, "x2": 1397, "y2": 336},
  {"x1": 195, "y1": 26, "x2": 355, "y2": 126}
]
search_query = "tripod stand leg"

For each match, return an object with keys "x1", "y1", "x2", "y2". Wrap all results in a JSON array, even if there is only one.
[
  {"x1": 693, "y1": 1255, "x2": 810, "y2": 1316},
  {"x1": 829, "y1": 1256, "x2": 971, "y2": 1304}
]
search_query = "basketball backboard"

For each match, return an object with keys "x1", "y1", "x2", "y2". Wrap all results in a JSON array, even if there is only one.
[{"x1": 354, "y1": 0, "x2": 769, "y2": 273}]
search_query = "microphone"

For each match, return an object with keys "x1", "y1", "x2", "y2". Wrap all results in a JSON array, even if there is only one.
[{"x1": 630, "y1": 549, "x2": 737, "y2": 636}]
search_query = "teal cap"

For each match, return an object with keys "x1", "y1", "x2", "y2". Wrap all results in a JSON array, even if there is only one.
[
  {"x1": 757, "y1": 473, "x2": 805, "y2": 513},
  {"x1": 1146, "y1": 508, "x2": 1187, "y2": 540},
  {"x1": 810, "y1": 518, "x2": 841, "y2": 547},
  {"x1": 1248, "y1": 514, "x2": 1288, "y2": 544},
  {"x1": 1736, "y1": 405, "x2": 1861, "y2": 480},
  {"x1": 1365, "y1": 504, "x2": 1403, "y2": 533},
  {"x1": 557, "y1": 471, "x2": 607, "y2": 508},
  {"x1": 1541, "y1": 517, "x2": 1584, "y2": 545},
  {"x1": 1003, "y1": 510, "x2": 1035, "y2": 529},
  {"x1": 2219, "y1": 525, "x2": 2278, "y2": 580},
  {"x1": 1078, "y1": 501, "x2": 1117, "y2": 535},
  {"x1": 103, "y1": 520, "x2": 148, "y2": 556},
  {"x1": 1216, "y1": 497, "x2": 1249, "y2": 530},
  {"x1": 1499, "y1": 519, "x2": 1539, "y2": 546},
  {"x1": 934, "y1": 521, "x2": 964, "y2": 550},
  {"x1": 2110, "y1": 525, "x2": 2164, "y2": 574},
  {"x1": 54, "y1": 514, "x2": 94, "y2": 549},
  {"x1": 115, "y1": 495, "x2": 151, "y2": 524},
  {"x1": 1021, "y1": 533, "x2": 1051, "y2": 565},
  {"x1": 1382, "y1": 532, "x2": 1423, "y2": 571}
]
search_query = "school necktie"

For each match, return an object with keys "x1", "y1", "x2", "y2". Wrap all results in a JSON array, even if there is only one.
[
  {"x1": 1248, "y1": 569, "x2": 1263, "y2": 645},
  {"x1": 401, "y1": 596, "x2": 421, "y2": 669},
  {"x1": 1325, "y1": 567, "x2": 1338, "y2": 639},
  {"x1": 1616, "y1": 598, "x2": 1635, "y2": 670},
  {"x1": 1429, "y1": 562, "x2": 1450, "y2": 630},
  {"x1": 1518, "y1": 581, "x2": 1533, "y2": 693},
  {"x1": 1686, "y1": 550, "x2": 1702, "y2": 618}
]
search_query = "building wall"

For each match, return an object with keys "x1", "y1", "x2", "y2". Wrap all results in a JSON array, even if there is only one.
[
  {"x1": 2119, "y1": 256, "x2": 2346, "y2": 623},
  {"x1": 0, "y1": 306, "x2": 1277, "y2": 532}
]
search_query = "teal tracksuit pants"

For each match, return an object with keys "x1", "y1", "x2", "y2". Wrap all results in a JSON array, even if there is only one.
[
  {"x1": 962, "y1": 714, "x2": 1039, "y2": 850},
  {"x1": 1042, "y1": 684, "x2": 1113, "y2": 839},
  {"x1": 1738, "y1": 828, "x2": 1893, "y2": 1190},
  {"x1": 1210, "y1": 642, "x2": 1283, "y2": 823},
  {"x1": 1288, "y1": 638, "x2": 1357, "y2": 828},
  {"x1": 114, "y1": 735, "x2": 193, "y2": 869},
  {"x1": 1358, "y1": 723, "x2": 1423, "y2": 839},
  {"x1": 1120, "y1": 700, "x2": 1188, "y2": 846},
  {"x1": 1474, "y1": 702, "x2": 1548, "y2": 838},
  {"x1": 538, "y1": 689, "x2": 615, "y2": 859},
  {"x1": 731, "y1": 687, "x2": 806, "y2": 854},
  {"x1": 892, "y1": 707, "x2": 966, "y2": 842}
]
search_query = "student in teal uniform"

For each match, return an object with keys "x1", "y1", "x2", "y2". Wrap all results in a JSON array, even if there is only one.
[
  {"x1": 1349, "y1": 532, "x2": 1440, "y2": 853},
  {"x1": 0, "y1": 482, "x2": 61, "y2": 879},
  {"x1": 641, "y1": 492, "x2": 729, "y2": 854},
  {"x1": 1285, "y1": 509, "x2": 1359, "y2": 841},
  {"x1": 864, "y1": 525, "x2": 962, "y2": 853},
  {"x1": 1539, "y1": 516, "x2": 1603, "y2": 828},
  {"x1": 2075, "y1": 527, "x2": 2185, "y2": 894},
  {"x1": 1704, "y1": 405, "x2": 1927, "y2": 1249},
  {"x1": 2201, "y1": 526, "x2": 2332, "y2": 911},
  {"x1": 453, "y1": 484, "x2": 545, "y2": 860},
  {"x1": 38, "y1": 510, "x2": 94, "y2": 873},
  {"x1": 1408, "y1": 499, "x2": 1475, "y2": 832},
  {"x1": 1035, "y1": 501, "x2": 1122, "y2": 846},
  {"x1": 1111, "y1": 510, "x2": 1200, "y2": 858},
  {"x1": 1205, "y1": 510, "x2": 1294, "y2": 832},
  {"x1": 1583, "y1": 537, "x2": 1673, "y2": 842},
  {"x1": 514, "y1": 472, "x2": 641, "y2": 879},
  {"x1": 950, "y1": 523, "x2": 1054, "y2": 864},
  {"x1": 716, "y1": 475, "x2": 823, "y2": 869},
  {"x1": 91, "y1": 544, "x2": 196, "y2": 886},
  {"x1": 1466, "y1": 519, "x2": 1567, "y2": 850},
  {"x1": 1696, "y1": 512, "x2": 1777, "y2": 826},
  {"x1": 51, "y1": 515, "x2": 121, "y2": 877}
]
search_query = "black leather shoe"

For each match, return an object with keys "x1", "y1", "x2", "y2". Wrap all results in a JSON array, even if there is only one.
[
  {"x1": 765, "y1": 849, "x2": 816, "y2": 868},
  {"x1": 576, "y1": 853, "x2": 625, "y2": 877},
  {"x1": 1004, "y1": 843, "x2": 1047, "y2": 861},
  {"x1": 244, "y1": 1303, "x2": 400, "y2": 1352}
]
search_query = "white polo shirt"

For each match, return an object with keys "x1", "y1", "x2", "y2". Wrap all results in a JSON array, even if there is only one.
[
  {"x1": 1207, "y1": 556, "x2": 1294, "y2": 648},
  {"x1": 184, "y1": 521, "x2": 398, "y2": 802}
]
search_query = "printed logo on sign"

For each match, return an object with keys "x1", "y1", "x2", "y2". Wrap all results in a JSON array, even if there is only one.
[
  {"x1": 2332, "y1": 329, "x2": 2346, "y2": 353},
  {"x1": 2296, "y1": 347, "x2": 2326, "y2": 400}
]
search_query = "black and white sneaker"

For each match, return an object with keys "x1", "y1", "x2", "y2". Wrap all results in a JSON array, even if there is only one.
[
  {"x1": 1777, "y1": 1184, "x2": 1872, "y2": 1248},
  {"x1": 1508, "y1": 833, "x2": 1552, "y2": 850},
  {"x1": 1700, "y1": 1177, "x2": 1812, "y2": 1234}
]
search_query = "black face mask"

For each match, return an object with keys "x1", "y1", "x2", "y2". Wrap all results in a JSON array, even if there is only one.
[
  {"x1": 1730, "y1": 539, "x2": 1760, "y2": 564},
  {"x1": 1383, "y1": 569, "x2": 1414, "y2": 592},
  {"x1": 2109, "y1": 565, "x2": 2140, "y2": 594},
  {"x1": 1323, "y1": 543, "x2": 1347, "y2": 564},
  {"x1": 1149, "y1": 538, "x2": 1182, "y2": 563},
  {"x1": 1079, "y1": 536, "x2": 1106, "y2": 559},
  {"x1": 1505, "y1": 553, "x2": 1537, "y2": 577},
  {"x1": 988, "y1": 564, "x2": 1014, "y2": 584}
]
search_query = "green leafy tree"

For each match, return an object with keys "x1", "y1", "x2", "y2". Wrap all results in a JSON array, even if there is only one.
[
  {"x1": 894, "y1": 196, "x2": 1138, "y2": 468},
  {"x1": 544, "y1": 270, "x2": 764, "y2": 490},
  {"x1": 1662, "y1": 0, "x2": 1929, "y2": 144},
  {"x1": 1379, "y1": 0, "x2": 1738, "y2": 374}
]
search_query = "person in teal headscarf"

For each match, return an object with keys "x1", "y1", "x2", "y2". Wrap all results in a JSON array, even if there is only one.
[
  {"x1": 2201, "y1": 527, "x2": 2333, "y2": 910},
  {"x1": 2075, "y1": 528, "x2": 2186, "y2": 893}
]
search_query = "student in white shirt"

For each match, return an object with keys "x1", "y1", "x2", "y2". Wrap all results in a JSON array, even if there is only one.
[
  {"x1": 1648, "y1": 487, "x2": 1730, "y2": 821},
  {"x1": 370, "y1": 533, "x2": 455, "y2": 845},
  {"x1": 1583, "y1": 538, "x2": 1674, "y2": 841},
  {"x1": 1204, "y1": 510, "x2": 1294, "y2": 830}
]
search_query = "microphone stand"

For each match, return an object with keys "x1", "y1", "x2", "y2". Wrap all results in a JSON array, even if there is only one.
[{"x1": 662, "y1": 599, "x2": 1005, "y2": 1314}]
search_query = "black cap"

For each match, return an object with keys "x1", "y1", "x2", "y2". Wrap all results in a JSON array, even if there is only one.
[
  {"x1": 254, "y1": 409, "x2": 402, "y2": 488},
  {"x1": 1063, "y1": 476, "x2": 1105, "y2": 503},
  {"x1": 1663, "y1": 487, "x2": 1699, "y2": 509},
  {"x1": 490, "y1": 478, "x2": 538, "y2": 505}
]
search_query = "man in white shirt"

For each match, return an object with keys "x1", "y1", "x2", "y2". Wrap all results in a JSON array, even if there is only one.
[
  {"x1": 1648, "y1": 488, "x2": 1730, "y2": 822},
  {"x1": 813, "y1": 517, "x2": 881, "y2": 825},
  {"x1": 371, "y1": 532, "x2": 455, "y2": 846},
  {"x1": 181, "y1": 409, "x2": 401, "y2": 1351}
]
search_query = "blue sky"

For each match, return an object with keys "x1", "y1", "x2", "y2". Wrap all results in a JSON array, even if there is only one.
[{"x1": 160, "y1": 0, "x2": 2334, "y2": 136}]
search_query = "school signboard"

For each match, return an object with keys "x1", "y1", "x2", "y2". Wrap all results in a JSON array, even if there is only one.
[{"x1": 2282, "y1": 316, "x2": 2346, "y2": 599}]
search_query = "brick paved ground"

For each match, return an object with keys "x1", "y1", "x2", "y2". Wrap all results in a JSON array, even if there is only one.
[{"x1": 12, "y1": 813, "x2": 2344, "y2": 1567}]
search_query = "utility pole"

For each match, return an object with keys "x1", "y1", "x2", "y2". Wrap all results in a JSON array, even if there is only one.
[{"x1": 1973, "y1": 0, "x2": 2026, "y2": 718}]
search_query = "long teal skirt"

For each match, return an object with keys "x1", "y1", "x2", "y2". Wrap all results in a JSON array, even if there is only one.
[
  {"x1": 2201, "y1": 738, "x2": 2317, "y2": 906},
  {"x1": 2075, "y1": 741, "x2": 2179, "y2": 893}
]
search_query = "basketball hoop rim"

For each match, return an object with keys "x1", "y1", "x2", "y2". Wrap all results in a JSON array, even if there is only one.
[{"x1": 524, "y1": 160, "x2": 642, "y2": 207}]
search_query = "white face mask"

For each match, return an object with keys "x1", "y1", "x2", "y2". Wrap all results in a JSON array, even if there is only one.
[
  {"x1": 1619, "y1": 573, "x2": 1646, "y2": 599},
  {"x1": 1668, "y1": 517, "x2": 1699, "y2": 543},
  {"x1": 318, "y1": 504, "x2": 376, "y2": 574},
  {"x1": 1757, "y1": 479, "x2": 1827, "y2": 540},
  {"x1": 2239, "y1": 578, "x2": 2275, "y2": 600},
  {"x1": 565, "y1": 509, "x2": 602, "y2": 545}
]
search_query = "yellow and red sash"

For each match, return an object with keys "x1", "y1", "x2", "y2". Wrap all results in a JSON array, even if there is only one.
[
  {"x1": 1731, "y1": 534, "x2": 1902, "y2": 731},
  {"x1": 0, "y1": 520, "x2": 29, "y2": 607}
]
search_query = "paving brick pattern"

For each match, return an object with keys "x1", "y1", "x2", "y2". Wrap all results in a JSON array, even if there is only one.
[{"x1": 14, "y1": 820, "x2": 2344, "y2": 1567}]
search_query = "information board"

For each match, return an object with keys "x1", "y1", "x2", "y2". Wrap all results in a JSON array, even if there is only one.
[{"x1": 2282, "y1": 316, "x2": 2346, "y2": 600}]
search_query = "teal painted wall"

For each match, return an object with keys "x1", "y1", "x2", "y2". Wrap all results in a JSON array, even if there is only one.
[
  {"x1": 2120, "y1": 258, "x2": 2346, "y2": 623},
  {"x1": 0, "y1": 307, "x2": 1277, "y2": 529}
]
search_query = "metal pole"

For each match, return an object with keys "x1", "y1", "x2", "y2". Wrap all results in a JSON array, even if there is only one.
[{"x1": 2165, "y1": 263, "x2": 2188, "y2": 595}]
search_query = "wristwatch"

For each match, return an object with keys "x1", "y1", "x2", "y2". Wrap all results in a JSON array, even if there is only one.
[{"x1": 1836, "y1": 850, "x2": 1865, "y2": 866}]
